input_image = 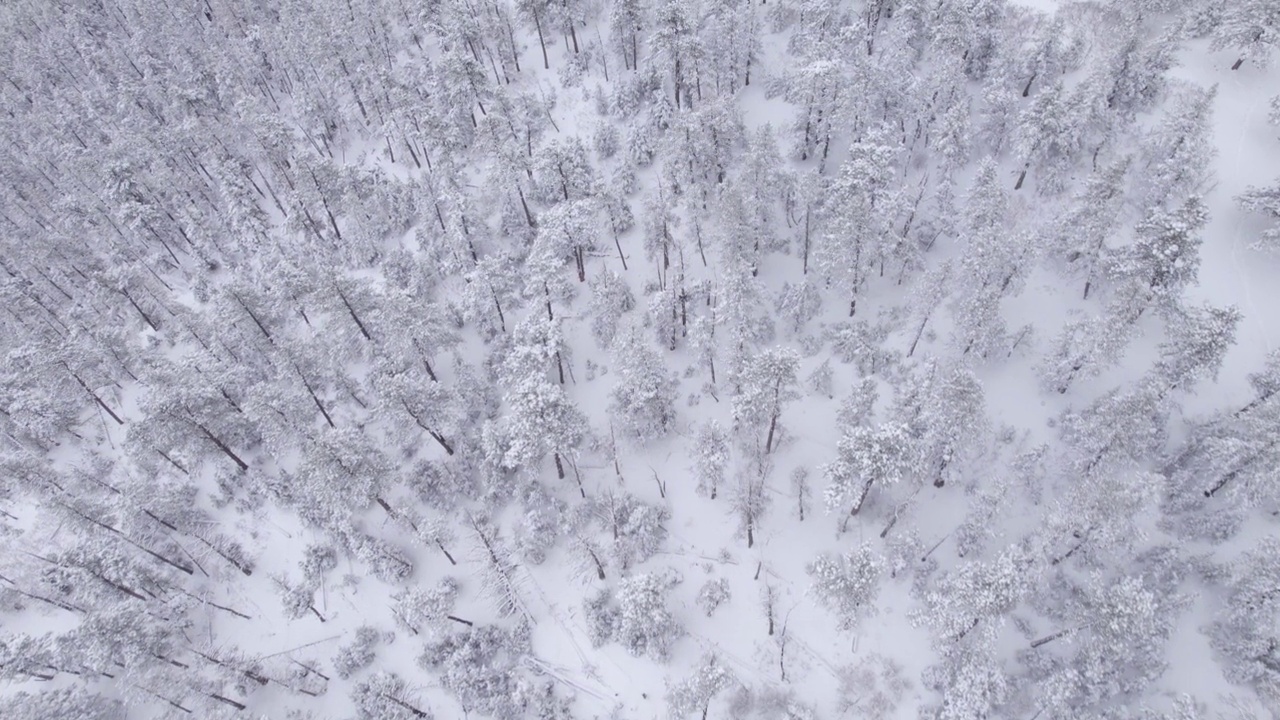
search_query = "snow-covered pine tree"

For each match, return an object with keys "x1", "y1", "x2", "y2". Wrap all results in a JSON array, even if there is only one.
[
  {"x1": 1211, "y1": 0, "x2": 1280, "y2": 69},
  {"x1": 731, "y1": 346, "x2": 800, "y2": 454},
  {"x1": 807, "y1": 544, "x2": 884, "y2": 630},
  {"x1": 692, "y1": 419, "x2": 730, "y2": 499},
  {"x1": 609, "y1": 324, "x2": 679, "y2": 442}
]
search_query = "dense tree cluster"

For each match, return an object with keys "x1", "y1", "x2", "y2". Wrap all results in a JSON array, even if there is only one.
[{"x1": 0, "y1": 0, "x2": 1275, "y2": 718}]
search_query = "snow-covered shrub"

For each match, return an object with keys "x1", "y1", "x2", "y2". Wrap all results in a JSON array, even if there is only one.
[
  {"x1": 728, "y1": 686, "x2": 818, "y2": 720},
  {"x1": 598, "y1": 491, "x2": 670, "y2": 569},
  {"x1": 516, "y1": 482, "x2": 566, "y2": 565},
  {"x1": 696, "y1": 578, "x2": 731, "y2": 617},
  {"x1": 589, "y1": 270, "x2": 635, "y2": 348},
  {"x1": 583, "y1": 588, "x2": 618, "y2": 647},
  {"x1": 693, "y1": 420, "x2": 730, "y2": 499},
  {"x1": 419, "y1": 625, "x2": 530, "y2": 718},
  {"x1": 512, "y1": 679, "x2": 575, "y2": 720},
  {"x1": 351, "y1": 672, "x2": 430, "y2": 720},
  {"x1": 807, "y1": 359, "x2": 833, "y2": 398},
  {"x1": 392, "y1": 578, "x2": 462, "y2": 636},
  {"x1": 276, "y1": 578, "x2": 320, "y2": 621},
  {"x1": 593, "y1": 122, "x2": 620, "y2": 159},
  {"x1": 667, "y1": 653, "x2": 734, "y2": 718},
  {"x1": 807, "y1": 544, "x2": 884, "y2": 630},
  {"x1": 300, "y1": 543, "x2": 337, "y2": 582},
  {"x1": 333, "y1": 626, "x2": 380, "y2": 679},
  {"x1": 1209, "y1": 536, "x2": 1280, "y2": 707},
  {"x1": 775, "y1": 280, "x2": 822, "y2": 335},
  {"x1": 0, "y1": 688, "x2": 124, "y2": 720},
  {"x1": 837, "y1": 653, "x2": 911, "y2": 719},
  {"x1": 609, "y1": 325, "x2": 679, "y2": 442},
  {"x1": 616, "y1": 572, "x2": 683, "y2": 660},
  {"x1": 355, "y1": 536, "x2": 413, "y2": 583}
]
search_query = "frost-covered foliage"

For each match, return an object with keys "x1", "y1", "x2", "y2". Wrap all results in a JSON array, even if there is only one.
[
  {"x1": 596, "y1": 491, "x2": 670, "y2": 570},
  {"x1": 515, "y1": 481, "x2": 567, "y2": 564},
  {"x1": 351, "y1": 672, "x2": 432, "y2": 720},
  {"x1": 692, "y1": 419, "x2": 730, "y2": 498},
  {"x1": 419, "y1": 625, "x2": 531, "y2": 717},
  {"x1": 822, "y1": 422, "x2": 912, "y2": 516},
  {"x1": 1210, "y1": 537, "x2": 1280, "y2": 706},
  {"x1": 581, "y1": 572, "x2": 683, "y2": 661},
  {"x1": 609, "y1": 325, "x2": 679, "y2": 442},
  {"x1": 333, "y1": 626, "x2": 381, "y2": 679},
  {"x1": 589, "y1": 269, "x2": 636, "y2": 347},
  {"x1": 667, "y1": 652, "x2": 734, "y2": 718},
  {"x1": 731, "y1": 346, "x2": 800, "y2": 453},
  {"x1": 0, "y1": 688, "x2": 124, "y2": 720},
  {"x1": 917, "y1": 545, "x2": 1034, "y2": 645},
  {"x1": 696, "y1": 577, "x2": 731, "y2": 617},
  {"x1": 808, "y1": 544, "x2": 884, "y2": 630},
  {"x1": 837, "y1": 654, "x2": 911, "y2": 719},
  {"x1": 615, "y1": 572, "x2": 684, "y2": 660},
  {"x1": 583, "y1": 588, "x2": 619, "y2": 647},
  {"x1": 392, "y1": 578, "x2": 464, "y2": 636}
]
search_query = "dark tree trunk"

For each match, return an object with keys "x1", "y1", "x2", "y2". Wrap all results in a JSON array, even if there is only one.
[
  {"x1": 588, "y1": 547, "x2": 606, "y2": 580},
  {"x1": 436, "y1": 539, "x2": 458, "y2": 565},
  {"x1": 190, "y1": 420, "x2": 249, "y2": 472},
  {"x1": 336, "y1": 289, "x2": 374, "y2": 341},
  {"x1": 300, "y1": 376, "x2": 336, "y2": 429},
  {"x1": 68, "y1": 369, "x2": 126, "y2": 425},
  {"x1": 533, "y1": 10, "x2": 549, "y2": 69}
]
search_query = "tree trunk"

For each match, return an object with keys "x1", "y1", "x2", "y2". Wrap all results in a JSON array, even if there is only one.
[
  {"x1": 336, "y1": 288, "x2": 374, "y2": 341},
  {"x1": 206, "y1": 692, "x2": 247, "y2": 711},
  {"x1": 1204, "y1": 469, "x2": 1239, "y2": 498},
  {"x1": 427, "y1": 429, "x2": 455, "y2": 455},
  {"x1": 613, "y1": 226, "x2": 628, "y2": 270},
  {"x1": 68, "y1": 369, "x2": 126, "y2": 425},
  {"x1": 802, "y1": 207, "x2": 811, "y2": 274},
  {"x1": 156, "y1": 449, "x2": 189, "y2": 475},
  {"x1": 190, "y1": 420, "x2": 249, "y2": 472},
  {"x1": 533, "y1": 10, "x2": 549, "y2": 69},
  {"x1": 436, "y1": 539, "x2": 458, "y2": 565},
  {"x1": 851, "y1": 478, "x2": 874, "y2": 516},
  {"x1": 518, "y1": 184, "x2": 535, "y2": 227},
  {"x1": 401, "y1": 401, "x2": 455, "y2": 455},
  {"x1": 588, "y1": 547, "x2": 606, "y2": 579},
  {"x1": 907, "y1": 312, "x2": 932, "y2": 357},
  {"x1": 232, "y1": 293, "x2": 274, "y2": 343},
  {"x1": 300, "y1": 376, "x2": 336, "y2": 429},
  {"x1": 120, "y1": 288, "x2": 159, "y2": 331},
  {"x1": 1030, "y1": 626, "x2": 1074, "y2": 649}
]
